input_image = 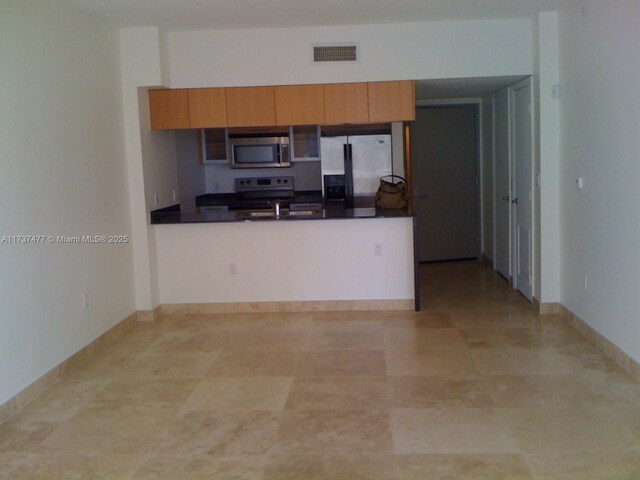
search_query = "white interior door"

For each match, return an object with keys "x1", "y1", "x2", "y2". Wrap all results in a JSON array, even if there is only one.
[
  {"x1": 493, "y1": 88, "x2": 511, "y2": 280},
  {"x1": 411, "y1": 106, "x2": 480, "y2": 262},
  {"x1": 512, "y1": 79, "x2": 533, "y2": 301}
]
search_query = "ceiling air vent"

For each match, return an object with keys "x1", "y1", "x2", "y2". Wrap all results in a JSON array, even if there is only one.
[{"x1": 312, "y1": 44, "x2": 358, "y2": 63}]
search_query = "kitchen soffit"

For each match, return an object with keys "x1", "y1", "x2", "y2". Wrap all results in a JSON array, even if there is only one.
[
  {"x1": 415, "y1": 76, "x2": 530, "y2": 100},
  {"x1": 64, "y1": 0, "x2": 563, "y2": 29}
]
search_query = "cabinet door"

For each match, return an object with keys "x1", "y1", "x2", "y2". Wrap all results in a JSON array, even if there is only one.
[
  {"x1": 324, "y1": 82, "x2": 369, "y2": 124},
  {"x1": 368, "y1": 81, "x2": 415, "y2": 122},
  {"x1": 148, "y1": 89, "x2": 190, "y2": 130},
  {"x1": 291, "y1": 125, "x2": 320, "y2": 161},
  {"x1": 225, "y1": 86, "x2": 276, "y2": 127},
  {"x1": 275, "y1": 85, "x2": 325, "y2": 126},
  {"x1": 188, "y1": 88, "x2": 227, "y2": 128},
  {"x1": 199, "y1": 128, "x2": 228, "y2": 164}
]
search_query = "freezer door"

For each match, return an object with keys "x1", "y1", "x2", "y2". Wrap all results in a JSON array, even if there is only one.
[
  {"x1": 319, "y1": 136, "x2": 347, "y2": 176},
  {"x1": 349, "y1": 135, "x2": 393, "y2": 196}
]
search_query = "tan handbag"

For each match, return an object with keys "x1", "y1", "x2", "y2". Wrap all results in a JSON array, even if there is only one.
[{"x1": 374, "y1": 175, "x2": 408, "y2": 209}]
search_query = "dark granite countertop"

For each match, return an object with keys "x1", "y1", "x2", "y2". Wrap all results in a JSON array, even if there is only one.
[
  {"x1": 151, "y1": 206, "x2": 412, "y2": 224},
  {"x1": 151, "y1": 191, "x2": 412, "y2": 224}
]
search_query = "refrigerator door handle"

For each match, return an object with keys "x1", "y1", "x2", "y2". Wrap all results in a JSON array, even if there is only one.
[{"x1": 344, "y1": 143, "x2": 354, "y2": 208}]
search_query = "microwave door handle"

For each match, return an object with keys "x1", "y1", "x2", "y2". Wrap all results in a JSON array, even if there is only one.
[{"x1": 278, "y1": 143, "x2": 289, "y2": 166}]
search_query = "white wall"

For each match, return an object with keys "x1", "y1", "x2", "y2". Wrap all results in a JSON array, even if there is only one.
[
  {"x1": 176, "y1": 130, "x2": 206, "y2": 212},
  {"x1": 559, "y1": 0, "x2": 640, "y2": 363},
  {"x1": 120, "y1": 28, "x2": 165, "y2": 311},
  {"x1": 155, "y1": 218, "x2": 414, "y2": 303},
  {"x1": 166, "y1": 20, "x2": 533, "y2": 88},
  {"x1": 536, "y1": 12, "x2": 561, "y2": 303},
  {"x1": 0, "y1": 1, "x2": 134, "y2": 405}
]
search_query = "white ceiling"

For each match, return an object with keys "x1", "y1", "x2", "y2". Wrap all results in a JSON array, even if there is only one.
[{"x1": 64, "y1": 0, "x2": 564, "y2": 30}]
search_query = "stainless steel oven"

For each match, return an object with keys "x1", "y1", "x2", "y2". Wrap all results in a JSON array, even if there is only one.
[{"x1": 229, "y1": 136, "x2": 290, "y2": 169}]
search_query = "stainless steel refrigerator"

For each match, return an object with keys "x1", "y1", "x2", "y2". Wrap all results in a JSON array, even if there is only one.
[{"x1": 320, "y1": 134, "x2": 392, "y2": 208}]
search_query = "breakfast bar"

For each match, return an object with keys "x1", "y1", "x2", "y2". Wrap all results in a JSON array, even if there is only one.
[{"x1": 151, "y1": 209, "x2": 418, "y2": 311}]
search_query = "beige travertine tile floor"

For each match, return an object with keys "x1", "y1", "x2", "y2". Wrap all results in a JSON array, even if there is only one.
[{"x1": 1, "y1": 261, "x2": 640, "y2": 479}]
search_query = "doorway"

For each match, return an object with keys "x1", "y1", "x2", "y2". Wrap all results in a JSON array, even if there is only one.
[{"x1": 411, "y1": 106, "x2": 480, "y2": 262}]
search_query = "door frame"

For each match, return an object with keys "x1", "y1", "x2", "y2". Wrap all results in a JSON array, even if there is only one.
[
  {"x1": 410, "y1": 101, "x2": 483, "y2": 262},
  {"x1": 492, "y1": 88, "x2": 512, "y2": 281}
]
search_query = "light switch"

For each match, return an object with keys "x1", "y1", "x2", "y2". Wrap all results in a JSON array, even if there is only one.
[{"x1": 576, "y1": 177, "x2": 584, "y2": 189}]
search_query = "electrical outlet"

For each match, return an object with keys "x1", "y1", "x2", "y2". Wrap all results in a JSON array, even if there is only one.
[
  {"x1": 153, "y1": 192, "x2": 158, "y2": 206},
  {"x1": 583, "y1": 274, "x2": 588, "y2": 291},
  {"x1": 229, "y1": 261, "x2": 238, "y2": 275},
  {"x1": 374, "y1": 242, "x2": 383, "y2": 257},
  {"x1": 82, "y1": 292, "x2": 89, "y2": 309}
]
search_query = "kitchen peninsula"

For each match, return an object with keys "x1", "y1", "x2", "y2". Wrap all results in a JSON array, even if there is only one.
[
  {"x1": 150, "y1": 178, "x2": 417, "y2": 311},
  {"x1": 152, "y1": 213, "x2": 417, "y2": 312}
]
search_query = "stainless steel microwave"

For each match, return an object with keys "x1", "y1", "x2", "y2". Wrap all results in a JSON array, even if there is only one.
[{"x1": 229, "y1": 136, "x2": 290, "y2": 169}]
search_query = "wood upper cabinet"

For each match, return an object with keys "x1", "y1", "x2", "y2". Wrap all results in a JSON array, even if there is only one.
[
  {"x1": 275, "y1": 85, "x2": 325, "y2": 126},
  {"x1": 188, "y1": 88, "x2": 227, "y2": 128},
  {"x1": 149, "y1": 80, "x2": 415, "y2": 130},
  {"x1": 225, "y1": 86, "x2": 276, "y2": 127},
  {"x1": 368, "y1": 80, "x2": 415, "y2": 122},
  {"x1": 324, "y1": 82, "x2": 369, "y2": 124},
  {"x1": 148, "y1": 89, "x2": 190, "y2": 130}
]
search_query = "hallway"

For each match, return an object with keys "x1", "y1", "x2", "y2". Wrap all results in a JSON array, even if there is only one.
[{"x1": 0, "y1": 262, "x2": 639, "y2": 478}]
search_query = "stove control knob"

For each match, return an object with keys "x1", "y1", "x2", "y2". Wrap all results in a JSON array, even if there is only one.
[
  {"x1": 276, "y1": 179, "x2": 282, "y2": 183},
  {"x1": 283, "y1": 178, "x2": 288, "y2": 183}
]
